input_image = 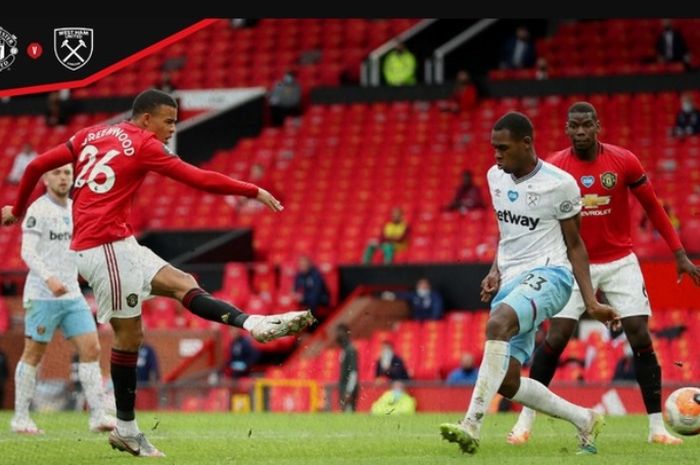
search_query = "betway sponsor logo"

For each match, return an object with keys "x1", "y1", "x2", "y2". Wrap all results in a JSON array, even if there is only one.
[
  {"x1": 496, "y1": 210, "x2": 540, "y2": 231},
  {"x1": 49, "y1": 231, "x2": 72, "y2": 241}
]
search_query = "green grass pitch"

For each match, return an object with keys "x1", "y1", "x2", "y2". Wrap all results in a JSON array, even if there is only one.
[{"x1": 0, "y1": 411, "x2": 698, "y2": 464}]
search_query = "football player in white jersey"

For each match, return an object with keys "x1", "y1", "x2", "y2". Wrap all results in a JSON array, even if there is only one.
[
  {"x1": 440, "y1": 112, "x2": 619, "y2": 455},
  {"x1": 11, "y1": 164, "x2": 115, "y2": 435}
]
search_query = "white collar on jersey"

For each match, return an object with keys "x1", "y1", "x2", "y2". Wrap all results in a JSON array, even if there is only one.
[
  {"x1": 44, "y1": 193, "x2": 70, "y2": 209},
  {"x1": 510, "y1": 158, "x2": 543, "y2": 184}
]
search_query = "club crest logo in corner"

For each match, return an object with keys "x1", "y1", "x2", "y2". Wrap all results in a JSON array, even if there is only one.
[
  {"x1": 54, "y1": 27, "x2": 93, "y2": 71},
  {"x1": 0, "y1": 26, "x2": 19, "y2": 72},
  {"x1": 600, "y1": 171, "x2": 617, "y2": 190}
]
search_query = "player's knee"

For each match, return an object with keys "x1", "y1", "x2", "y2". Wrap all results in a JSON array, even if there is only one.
[
  {"x1": 21, "y1": 349, "x2": 43, "y2": 366},
  {"x1": 131, "y1": 326, "x2": 145, "y2": 348},
  {"x1": 623, "y1": 319, "x2": 652, "y2": 348},
  {"x1": 179, "y1": 272, "x2": 198, "y2": 291},
  {"x1": 627, "y1": 329, "x2": 653, "y2": 349},
  {"x1": 486, "y1": 308, "x2": 518, "y2": 340},
  {"x1": 79, "y1": 340, "x2": 101, "y2": 361},
  {"x1": 545, "y1": 332, "x2": 569, "y2": 352},
  {"x1": 114, "y1": 326, "x2": 144, "y2": 351},
  {"x1": 485, "y1": 318, "x2": 513, "y2": 340},
  {"x1": 545, "y1": 320, "x2": 575, "y2": 351},
  {"x1": 21, "y1": 341, "x2": 45, "y2": 365}
]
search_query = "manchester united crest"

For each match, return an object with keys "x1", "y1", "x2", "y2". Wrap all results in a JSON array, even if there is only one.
[
  {"x1": 600, "y1": 171, "x2": 617, "y2": 190},
  {"x1": 54, "y1": 27, "x2": 93, "y2": 71},
  {"x1": 126, "y1": 293, "x2": 139, "y2": 308},
  {"x1": 0, "y1": 26, "x2": 19, "y2": 72}
]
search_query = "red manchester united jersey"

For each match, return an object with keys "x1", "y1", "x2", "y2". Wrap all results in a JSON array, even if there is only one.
[
  {"x1": 547, "y1": 142, "x2": 645, "y2": 264},
  {"x1": 62, "y1": 121, "x2": 257, "y2": 250},
  {"x1": 11, "y1": 122, "x2": 269, "y2": 252}
]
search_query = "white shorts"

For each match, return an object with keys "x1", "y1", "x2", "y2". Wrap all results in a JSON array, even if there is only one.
[
  {"x1": 77, "y1": 236, "x2": 168, "y2": 324},
  {"x1": 554, "y1": 252, "x2": 651, "y2": 320}
]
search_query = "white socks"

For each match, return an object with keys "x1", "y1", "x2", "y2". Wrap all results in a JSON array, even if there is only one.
[
  {"x1": 514, "y1": 391, "x2": 672, "y2": 437},
  {"x1": 511, "y1": 377, "x2": 589, "y2": 429},
  {"x1": 463, "y1": 340, "x2": 510, "y2": 434},
  {"x1": 13, "y1": 362, "x2": 37, "y2": 419},
  {"x1": 117, "y1": 418, "x2": 140, "y2": 436},
  {"x1": 78, "y1": 361, "x2": 105, "y2": 418},
  {"x1": 512, "y1": 406, "x2": 537, "y2": 433},
  {"x1": 649, "y1": 412, "x2": 667, "y2": 434}
]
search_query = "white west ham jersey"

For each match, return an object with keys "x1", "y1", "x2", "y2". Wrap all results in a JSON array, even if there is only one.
[
  {"x1": 487, "y1": 159, "x2": 582, "y2": 285},
  {"x1": 21, "y1": 195, "x2": 81, "y2": 301}
]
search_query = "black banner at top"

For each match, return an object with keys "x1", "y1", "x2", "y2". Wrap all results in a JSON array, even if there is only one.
[{"x1": 0, "y1": 19, "x2": 213, "y2": 97}]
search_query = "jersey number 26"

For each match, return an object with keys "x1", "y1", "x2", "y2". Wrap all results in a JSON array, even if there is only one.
[{"x1": 74, "y1": 145, "x2": 120, "y2": 194}]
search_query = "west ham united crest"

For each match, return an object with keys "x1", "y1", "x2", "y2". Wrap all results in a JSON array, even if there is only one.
[
  {"x1": 526, "y1": 192, "x2": 540, "y2": 207},
  {"x1": 54, "y1": 27, "x2": 93, "y2": 71}
]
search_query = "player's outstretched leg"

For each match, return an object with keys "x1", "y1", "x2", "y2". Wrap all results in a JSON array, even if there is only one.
[
  {"x1": 510, "y1": 377, "x2": 605, "y2": 455},
  {"x1": 154, "y1": 267, "x2": 316, "y2": 342},
  {"x1": 182, "y1": 288, "x2": 315, "y2": 342},
  {"x1": 508, "y1": 319, "x2": 576, "y2": 445},
  {"x1": 244, "y1": 310, "x2": 316, "y2": 343},
  {"x1": 576, "y1": 410, "x2": 606, "y2": 455}
]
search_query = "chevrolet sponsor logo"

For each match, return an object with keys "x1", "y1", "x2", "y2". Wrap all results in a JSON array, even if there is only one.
[{"x1": 581, "y1": 194, "x2": 611, "y2": 209}]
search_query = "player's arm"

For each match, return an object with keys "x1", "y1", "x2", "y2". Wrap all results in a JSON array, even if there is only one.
[
  {"x1": 630, "y1": 176, "x2": 700, "y2": 285},
  {"x1": 144, "y1": 143, "x2": 282, "y2": 212},
  {"x1": 480, "y1": 246, "x2": 500, "y2": 303},
  {"x1": 1, "y1": 144, "x2": 73, "y2": 225},
  {"x1": 560, "y1": 214, "x2": 619, "y2": 327},
  {"x1": 20, "y1": 212, "x2": 68, "y2": 297},
  {"x1": 481, "y1": 169, "x2": 500, "y2": 303}
]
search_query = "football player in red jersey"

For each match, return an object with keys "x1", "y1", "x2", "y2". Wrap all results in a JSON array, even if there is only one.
[
  {"x1": 2, "y1": 89, "x2": 314, "y2": 456},
  {"x1": 508, "y1": 102, "x2": 700, "y2": 446}
]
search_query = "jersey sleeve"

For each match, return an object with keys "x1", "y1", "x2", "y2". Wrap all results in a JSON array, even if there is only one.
[
  {"x1": 554, "y1": 174, "x2": 582, "y2": 220},
  {"x1": 21, "y1": 203, "x2": 44, "y2": 236},
  {"x1": 623, "y1": 150, "x2": 646, "y2": 186},
  {"x1": 12, "y1": 144, "x2": 74, "y2": 217},
  {"x1": 139, "y1": 138, "x2": 259, "y2": 197},
  {"x1": 20, "y1": 202, "x2": 52, "y2": 281},
  {"x1": 486, "y1": 166, "x2": 498, "y2": 208}
]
